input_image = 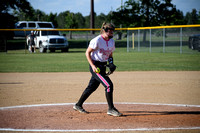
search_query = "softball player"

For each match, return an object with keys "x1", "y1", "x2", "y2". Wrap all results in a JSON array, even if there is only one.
[{"x1": 73, "y1": 22, "x2": 122, "y2": 117}]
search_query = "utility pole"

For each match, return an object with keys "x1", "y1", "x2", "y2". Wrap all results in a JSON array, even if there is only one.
[
  {"x1": 90, "y1": 0, "x2": 94, "y2": 34},
  {"x1": 121, "y1": 0, "x2": 123, "y2": 10}
]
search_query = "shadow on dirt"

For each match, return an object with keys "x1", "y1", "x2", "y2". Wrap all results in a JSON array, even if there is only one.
[{"x1": 122, "y1": 111, "x2": 200, "y2": 117}]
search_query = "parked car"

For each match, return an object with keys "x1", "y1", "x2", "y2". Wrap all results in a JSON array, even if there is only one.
[
  {"x1": 14, "y1": 21, "x2": 54, "y2": 37},
  {"x1": 188, "y1": 34, "x2": 200, "y2": 52},
  {"x1": 27, "y1": 29, "x2": 69, "y2": 53}
]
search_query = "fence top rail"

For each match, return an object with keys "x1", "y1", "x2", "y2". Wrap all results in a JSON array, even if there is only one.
[
  {"x1": 0, "y1": 24, "x2": 199, "y2": 31},
  {"x1": 127, "y1": 24, "x2": 200, "y2": 30}
]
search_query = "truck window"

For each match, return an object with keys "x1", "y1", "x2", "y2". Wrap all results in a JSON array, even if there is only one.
[
  {"x1": 28, "y1": 23, "x2": 36, "y2": 28},
  {"x1": 38, "y1": 23, "x2": 53, "y2": 28},
  {"x1": 17, "y1": 23, "x2": 27, "y2": 28}
]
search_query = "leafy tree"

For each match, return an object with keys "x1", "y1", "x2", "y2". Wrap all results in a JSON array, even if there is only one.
[
  {"x1": 84, "y1": 15, "x2": 90, "y2": 28},
  {"x1": 112, "y1": 0, "x2": 184, "y2": 27},
  {"x1": 111, "y1": 0, "x2": 184, "y2": 41},
  {"x1": 0, "y1": 0, "x2": 33, "y2": 28},
  {"x1": 185, "y1": 9, "x2": 199, "y2": 24},
  {"x1": 65, "y1": 12, "x2": 78, "y2": 39},
  {"x1": 199, "y1": 11, "x2": 200, "y2": 24},
  {"x1": 47, "y1": 12, "x2": 58, "y2": 28},
  {"x1": 65, "y1": 12, "x2": 78, "y2": 28},
  {"x1": 57, "y1": 11, "x2": 67, "y2": 28},
  {"x1": 185, "y1": 12, "x2": 192, "y2": 24},
  {"x1": 0, "y1": 0, "x2": 34, "y2": 42},
  {"x1": 73, "y1": 12, "x2": 85, "y2": 28},
  {"x1": 170, "y1": 9, "x2": 185, "y2": 25},
  {"x1": 14, "y1": 9, "x2": 48, "y2": 21},
  {"x1": 111, "y1": 0, "x2": 140, "y2": 28},
  {"x1": 95, "y1": 13, "x2": 108, "y2": 28},
  {"x1": 191, "y1": 9, "x2": 199, "y2": 24},
  {"x1": 34, "y1": 9, "x2": 48, "y2": 21}
]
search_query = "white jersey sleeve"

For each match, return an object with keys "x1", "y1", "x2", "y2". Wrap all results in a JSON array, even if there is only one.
[{"x1": 89, "y1": 37, "x2": 98, "y2": 50}]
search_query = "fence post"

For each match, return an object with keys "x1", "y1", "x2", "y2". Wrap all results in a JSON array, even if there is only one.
[
  {"x1": 149, "y1": 29, "x2": 151, "y2": 53},
  {"x1": 163, "y1": 28, "x2": 165, "y2": 53},
  {"x1": 24, "y1": 30, "x2": 26, "y2": 54},
  {"x1": 180, "y1": 27, "x2": 183, "y2": 54},
  {"x1": 127, "y1": 30, "x2": 129, "y2": 52},
  {"x1": 138, "y1": 29, "x2": 140, "y2": 52},
  {"x1": 86, "y1": 31, "x2": 89, "y2": 47},
  {"x1": 132, "y1": 33, "x2": 134, "y2": 49}
]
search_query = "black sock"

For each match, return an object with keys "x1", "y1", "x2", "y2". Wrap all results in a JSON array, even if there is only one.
[
  {"x1": 76, "y1": 91, "x2": 91, "y2": 107},
  {"x1": 105, "y1": 92, "x2": 114, "y2": 109}
]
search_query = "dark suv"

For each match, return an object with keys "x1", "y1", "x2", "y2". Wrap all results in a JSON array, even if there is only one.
[{"x1": 188, "y1": 34, "x2": 200, "y2": 52}]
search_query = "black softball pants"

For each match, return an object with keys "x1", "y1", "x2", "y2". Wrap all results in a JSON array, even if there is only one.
[{"x1": 76, "y1": 61, "x2": 114, "y2": 109}]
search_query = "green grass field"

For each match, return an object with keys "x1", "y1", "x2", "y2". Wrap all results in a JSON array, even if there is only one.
[{"x1": 0, "y1": 48, "x2": 199, "y2": 72}]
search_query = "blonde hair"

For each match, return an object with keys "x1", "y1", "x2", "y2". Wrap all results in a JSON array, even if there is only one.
[{"x1": 100, "y1": 22, "x2": 115, "y2": 34}]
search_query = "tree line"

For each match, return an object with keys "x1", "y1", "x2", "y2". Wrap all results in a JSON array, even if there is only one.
[{"x1": 0, "y1": 0, "x2": 200, "y2": 29}]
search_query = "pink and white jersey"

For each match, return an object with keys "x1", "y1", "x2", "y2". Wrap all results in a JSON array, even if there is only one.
[{"x1": 89, "y1": 35, "x2": 115, "y2": 62}]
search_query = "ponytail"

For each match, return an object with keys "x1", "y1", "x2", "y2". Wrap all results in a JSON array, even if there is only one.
[{"x1": 100, "y1": 22, "x2": 107, "y2": 34}]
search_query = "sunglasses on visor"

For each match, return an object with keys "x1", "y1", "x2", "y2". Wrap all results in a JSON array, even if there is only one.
[{"x1": 104, "y1": 27, "x2": 115, "y2": 32}]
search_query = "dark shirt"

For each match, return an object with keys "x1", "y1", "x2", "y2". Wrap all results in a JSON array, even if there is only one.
[{"x1": 30, "y1": 34, "x2": 35, "y2": 45}]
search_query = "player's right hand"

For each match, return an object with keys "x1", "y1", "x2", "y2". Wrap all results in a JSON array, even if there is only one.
[{"x1": 91, "y1": 65, "x2": 97, "y2": 73}]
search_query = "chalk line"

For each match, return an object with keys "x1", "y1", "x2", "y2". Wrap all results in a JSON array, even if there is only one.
[
  {"x1": 0, "y1": 102, "x2": 200, "y2": 110},
  {"x1": 0, "y1": 127, "x2": 200, "y2": 132}
]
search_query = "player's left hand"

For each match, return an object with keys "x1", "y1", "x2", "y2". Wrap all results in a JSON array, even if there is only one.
[{"x1": 106, "y1": 64, "x2": 116, "y2": 75}]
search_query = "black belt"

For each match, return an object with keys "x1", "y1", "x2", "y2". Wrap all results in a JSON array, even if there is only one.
[{"x1": 93, "y1": 60, "x2": 107, "y2": 65}]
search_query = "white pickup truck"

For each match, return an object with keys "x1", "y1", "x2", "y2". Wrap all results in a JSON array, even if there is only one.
[{"x1": 27, "y1": 28, "x2": 69, "y2": 53}]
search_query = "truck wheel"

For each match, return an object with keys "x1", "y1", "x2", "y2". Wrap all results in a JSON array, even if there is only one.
[{"x1": 39, "y1": 43, "x2": 46, "y2": 53}]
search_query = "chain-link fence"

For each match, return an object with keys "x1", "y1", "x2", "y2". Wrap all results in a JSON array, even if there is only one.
[
  {"x1": 127, "y1": 25, "x2": 200, "y2": 54},
  {"x1": 0, "y1": 25, "x2": 200, "y2": 54},
  {"x1": 0, "y1": 29, "x2": 100, "y2": 54}
]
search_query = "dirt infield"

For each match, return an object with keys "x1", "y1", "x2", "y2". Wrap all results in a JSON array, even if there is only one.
[
  {"x1": 0, "y1": 103, "x2": 200, "y2": 132},
  {"x1": 0, "y1": 71, "x2": 200, "y2": 132}
]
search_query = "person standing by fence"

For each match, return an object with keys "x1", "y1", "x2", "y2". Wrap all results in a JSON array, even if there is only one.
[{"x1": 29, "y1": 31, "x2": 36, "y2": 53}]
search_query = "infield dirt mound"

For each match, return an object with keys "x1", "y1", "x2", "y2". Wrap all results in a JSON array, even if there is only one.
[{"x1": 0, "y1": 103, "x2": 200, "y2": 131}]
